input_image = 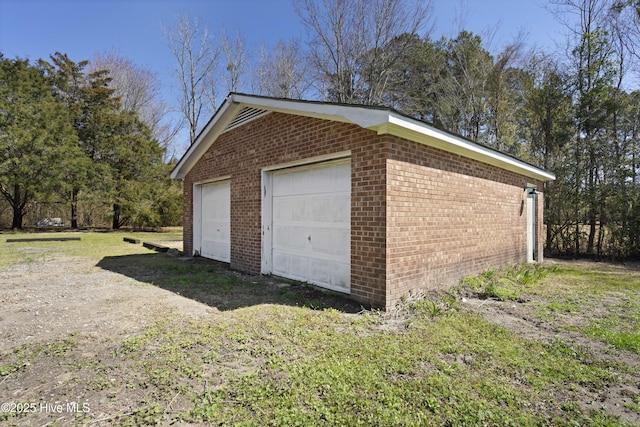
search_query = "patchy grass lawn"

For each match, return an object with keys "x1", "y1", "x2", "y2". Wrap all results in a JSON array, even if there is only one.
[
  {"x1": 1, "y1": 232, "x2": 639, "y2": 426},
  {"x1": 528, "y1": 263, "x2": 640, "y2": 355}
]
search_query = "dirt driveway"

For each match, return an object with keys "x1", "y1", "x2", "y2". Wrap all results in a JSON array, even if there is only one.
[
  {"x1": 1, "y1": 254, "x2": 215, "y2": 352},
  {"x1": 0, "y1": 248, "x2": 217, "y2": 425},
  {"x1": 1, "y1": 237, "x2": 639, "y2": 426},
  {"x1": 0, "y1": 236, "x2": 362, "y2": 425}
]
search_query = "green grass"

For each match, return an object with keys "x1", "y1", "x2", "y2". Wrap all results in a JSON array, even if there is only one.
[
  {"x1": 584, "y1": 321, "x2": 640, "y2": 354},
  {"x1": 583, "y1": 299, "x2": 640, "y2": 354},
  {"x1": 0, "y1": 230, "x2": 183, "y2": 268},
  {"x1": 460, "y1": 263, "x2": 554, "y2": 301},
  {"x1": 543, "y1": 264, "x2": 640, "y2": 294},
  {"x1": 1, "y1": 234, "x2": 639, "y2": 426},
  {"x1": 524, "y1": 264, "x2": 640, "y2": 354},
  {"x1": 115, "y1": 306, "x2": 621, "y2": 426}
]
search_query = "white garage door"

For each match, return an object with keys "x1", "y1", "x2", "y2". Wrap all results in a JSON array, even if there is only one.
[
  {"x1": 200, "y1": 180, "x2": 230, "y2": 262},
  {"x1": 270, "y1": 159, "x2": 351, "y2": 293}
]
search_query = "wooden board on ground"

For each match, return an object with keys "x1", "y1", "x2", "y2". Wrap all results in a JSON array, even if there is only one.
[{"x1": 6, "y1": 237, "x2": 81, "y2": 243}]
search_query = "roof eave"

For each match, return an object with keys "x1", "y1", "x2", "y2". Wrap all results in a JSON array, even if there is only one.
[
  {"x1": 171, "y1": 93, "x2": 555, "y2": 183},
  {"x1": 368, "y1": 113, "x2": 556, "y2": 182},
  {"x1": 170, "y1": 100, "x2": 243, "y2": 180},
  {"x1": 170, "y1": 94, "x2": 391, "y2": 179},
  {"x1": 230, "y1": 93, "x2": 388, "y2": 127}
]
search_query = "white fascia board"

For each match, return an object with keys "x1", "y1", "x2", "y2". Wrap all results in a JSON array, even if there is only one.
[
  {"x1": 232, "y1": 96, "x2": 555, "y2": 182},
  {"x1": 376, "y1": 113, "x2": 556, "y2": 182},
  {"x1": 170, "y1": 100, "x2": 243, "y2": 179},
  {"x1": 230, "y1": 93, "x2": 390, "y2": 128},
  {"x1": 172, "y1": 93, "x2": 555, "y2": 183}
]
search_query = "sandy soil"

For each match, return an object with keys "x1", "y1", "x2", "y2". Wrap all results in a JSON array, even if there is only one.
[
  {"x1": 0, "y1": 253, "x2": 215, "y2": 426},
  {"x1": 0, "y1": 253, "x2": 639, "y2": 425},
  {"x1": 0, "y1": 255, "x2": 213, "y2": 353}
]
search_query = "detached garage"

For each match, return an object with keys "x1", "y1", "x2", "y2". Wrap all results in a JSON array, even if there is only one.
[{"x1": 171, "y1": 93, "x2": 555, "y2": 310}]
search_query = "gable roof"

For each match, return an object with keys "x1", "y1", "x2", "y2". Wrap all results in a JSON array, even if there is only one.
[{"x1": 170, "y1": 93, "x2": 555, "y2": 182}]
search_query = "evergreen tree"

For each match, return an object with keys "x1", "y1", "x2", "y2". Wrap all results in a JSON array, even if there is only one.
[
  {"x1": 0, "y1": 56, "x2": 78, "y2": 229},
  {"x1": 40, "y1": 53, "x2": 173, "y2": 230},
  {"x1": 39, "y1": 52, "x2": 117, "y2": 229}
]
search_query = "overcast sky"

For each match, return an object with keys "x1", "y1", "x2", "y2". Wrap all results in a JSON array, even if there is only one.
[{"x1": 0, "y1": 0, "x2": 565, "y2": 152}]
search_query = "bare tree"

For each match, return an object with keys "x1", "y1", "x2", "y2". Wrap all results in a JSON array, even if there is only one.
[
  {"x1": 89, "y1": 51, "x2": 180, "y2": 159},
  {"x1": 294, "y1": 0, "x2": 433, "y2": 104},
  {"x1": 164, "y1": 13, "x2": 219, "y2": 144},
  {"x1": 221, "y1": 28, "x2": 249, "y2": 94},
  {"x1": 255, "y1": 39, "x2": 311, "y2": 98}
]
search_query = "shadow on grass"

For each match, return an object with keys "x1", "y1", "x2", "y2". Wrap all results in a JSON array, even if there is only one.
[{"x1": 96, "y1": 253, "x2": 366, "y2": 313}]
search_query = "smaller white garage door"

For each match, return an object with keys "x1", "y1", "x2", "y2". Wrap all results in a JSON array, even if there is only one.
[
  {"x1": 199, "y1": 180, "x2": 230, "y2": 262},
  {"x1": 268, "y1": 159, "x2": 351, "y2": 293}
]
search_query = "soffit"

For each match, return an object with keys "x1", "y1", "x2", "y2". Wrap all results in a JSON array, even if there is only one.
[{"x1": 171, "y1": 93, "x2": 555, "y2": 183}]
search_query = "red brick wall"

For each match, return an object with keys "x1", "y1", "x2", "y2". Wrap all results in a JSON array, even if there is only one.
[
  {"x1": 183, "y1": 113, "x2": 387, "y2": 307},
  {"x1": 182, "y1": 112, "x2": 544, "y2": 309},
  {"x1": 350, "y1": 143, "x2": 387, "y2": 306},
  {"x1": 385, "y1": 136, "x2": 543, "y2": 308}
]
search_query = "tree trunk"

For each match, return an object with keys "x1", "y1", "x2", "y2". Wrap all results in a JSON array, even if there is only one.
[
  {"x1": 71, "y1": 188, "x2": 79, "y2": 229},
  {"x1": 112, "y1": 203, "x2": 121, "y2": 230},
  {"x1": 574, "y1": 220, "x2": 580, "y2": 257},
  {"x1": 587, "y1": 215, "x2": 596, "y2": 255},
  {"x1": 596, "y1": 220, "x2": 605, "y2": 258},
  {"x1": 545, "y1": 183, "x2": 553, "y2": 253},
  {"x1": 586, "y1": 155, "x2": 597, "y2": 255},
  {"x1": 11, "y1": 208, "x2": 23, "y2": 230},
  {"x1": 10, "y1": 183, "x2": 24, "y2": 230}
]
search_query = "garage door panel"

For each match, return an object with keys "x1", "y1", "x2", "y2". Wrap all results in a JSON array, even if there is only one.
[
  {"x1": 308, "y1": 227, "x2": 349, "y2": 256},
  {"x1": 202, "y1": 200, "x2": 228, "y2": 220},
  {"x1": 274, "y1": 226, "x2": 349, "y2": 256},
  {"x1": 309, "y1": 259, "x2": 332, "y2": 284},
  {"x1": 201, "y1": 240, "x2": 228, "y2": 260},
  {"x1": 310, "y1": 195, "x2": 350, "y2": 222},
  {"x1": 274, "y1": 253, "x2": 349, "y2": 293},
  {"x1": 200, "y1": 181, "x2": 230, "y2": 262},
  {"x1": 273, "y1": 161, "x2": 350, "y2": 195},
  {"x1": 273, "y1": 172, "x2": 296, "y2": 196},
  {"x1": 202, "y1": 219, "x2": 229, "y2": 241},
  {"x1": 273, "y1": 225, "x2": 308, "y2": 250},
  {"x1": 309, "y1": 259, "x2": 349, "y2": 292},
  {"x1": 273, "y1": 252, "x2": 308, "y2": 280},
  {"x1": 331, "y1": 263, "x2": 350, "y2": 288},
  {"x1": 270, "y1": 159, "x2": 350, "y2": 294},
  {"x1": 273, "y1": 197, "x2": 308, "y2": 222},
  {"x1": 306, "y1": 162, "x2": 350, "y2": 193}
]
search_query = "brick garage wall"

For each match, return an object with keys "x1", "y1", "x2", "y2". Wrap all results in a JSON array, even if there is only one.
[
  {"x1": 182, "y1": 110, "x2": 546, "y2": 309},
  {"x1": 350, "y1": 142, "x2": 387, "y2": 306},
  {"x1": 385, "y1": 136, "x2": 543, "y2": 309},
  {"x1": 183, "y1": 113, "x2": 387, "y2": 307}
]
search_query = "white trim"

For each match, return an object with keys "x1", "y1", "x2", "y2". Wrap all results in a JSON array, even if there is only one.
[
  {"x1": 192, "y1": 175, "x2": 232, "y2": 186},
  {"x1": 232, "y1": 93, "x2": 387, "y2": 128},
  {"x1": 261, "y1": 150, "x2": 351, "y2": 172},
  {"x1": 229, "y1": 94, "x2": 554, "y2": 182},
  {"x1": 171, "y1": 93, "x2": 555, "y2": 183},
  {"x1": 192, "y1": 183, "x2": 203, "y2": 257},
  {"x1": 526, "y1": 186, "x2": 537, "y2": 263},
  {"x1": 170, "y1": 101, "x2": 243, "y2": 179},
  {"x1": 382, "y1": 116, "x2": 556, "y2": 182},
  {"x1": 261, "y1": 171, "x2": 272, "y2": 274}
]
